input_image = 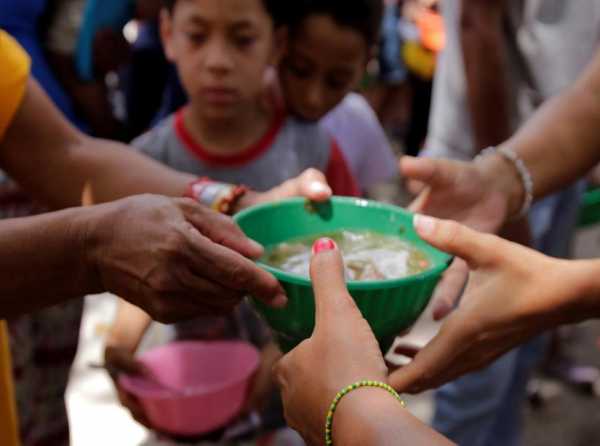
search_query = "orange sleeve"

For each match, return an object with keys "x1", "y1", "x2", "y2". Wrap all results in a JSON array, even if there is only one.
[
  {"x1": 0, "y1": 30, "x2": 31, "y2": 141},
  {"x1": 0, "y1": 30, "x2": 28, "y2": 445},
  {"x1": 325, "y1": 140, "x2": 361, "y2": 197},
  {"x1": 0, "y1": 321, "x2": 19, "y2": 446}
]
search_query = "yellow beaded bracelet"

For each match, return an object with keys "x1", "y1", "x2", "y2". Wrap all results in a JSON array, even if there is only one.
[{"x1": 324, "y1": 380, "x2": 406, "y2": 446}]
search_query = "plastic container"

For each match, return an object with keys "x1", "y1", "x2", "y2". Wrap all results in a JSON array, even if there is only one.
[
  {"x1": 119, "y1": 341, "x2": 259, "y2": 437},
  {"x1": 234, "y1": 197, "x2": 452, "y2": 353},
  {"x1": 577, "y1": 187, "x2": 600, "y2": 228}
]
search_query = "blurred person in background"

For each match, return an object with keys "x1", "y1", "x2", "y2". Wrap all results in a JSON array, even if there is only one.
[
  {"x1": 399, "y1": 0, "x2": 442, "y2": 156},
  {"x1": 276, "y1": 0, "x2": 399, "y2": 196}
]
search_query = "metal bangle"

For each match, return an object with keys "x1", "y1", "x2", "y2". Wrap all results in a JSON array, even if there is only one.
[{"x1": 477, "y1": 146, "x2": 534, "y2": 221}]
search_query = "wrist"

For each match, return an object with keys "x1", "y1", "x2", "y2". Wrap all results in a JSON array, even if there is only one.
[
  {"x1": 561, "y1": 259, "x2": 600, "y2": 321},
  {"x1": 333, "y1": 387, "x2": 406, "y2": 446},
  {"x1": 476, "y1": 148, "x2": 525, "y2": 220},
  {"x1": 68, "y1": 205, "x2": 107, "y2": 296}
]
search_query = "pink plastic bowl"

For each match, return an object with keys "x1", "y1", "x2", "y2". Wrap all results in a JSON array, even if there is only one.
[{"x1": 119, "y1": 340, "x2": 260, "y2": 437}]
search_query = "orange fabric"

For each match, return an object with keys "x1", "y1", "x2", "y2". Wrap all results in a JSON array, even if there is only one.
[
  {"x1": 0, "y1": 29, "x2": 28, "y2": 446},
  {"x1": 0, "y1": 321, "x2": 19, "y2": 446},
  {"x1": 0, "y1": 30, "x2": 30, "y2": 141},
  {"x1": 416, "y1": 10, "x2": 445, "y2": 53}
]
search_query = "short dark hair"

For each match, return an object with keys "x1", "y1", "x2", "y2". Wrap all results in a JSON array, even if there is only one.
[
  {"x1": 285, "y1": 0, "x2": 384, "y2": 47},
  {"x1": 162, "y1": 0, "x2": 286, "y2": 26}
]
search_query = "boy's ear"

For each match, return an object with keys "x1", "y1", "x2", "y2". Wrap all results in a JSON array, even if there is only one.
[
  {"x1": 270, "y1": 26, "x2": 289, "y2": 67},
  {"x1": 160, "y1": 8, "x2": 177, "y2": 62}
]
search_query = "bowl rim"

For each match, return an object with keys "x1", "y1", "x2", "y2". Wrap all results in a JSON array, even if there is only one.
[
  {"x1": 118, "y1": 340, "x2": 260, "y2": 400},
  {"x1": 234, "y1": 196, "x2": 453, "y2": 290}
]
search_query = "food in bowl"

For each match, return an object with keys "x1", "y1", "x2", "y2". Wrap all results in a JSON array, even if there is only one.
[{"x1": 262, "y1": 229, "x2": 430, "y2": 281}]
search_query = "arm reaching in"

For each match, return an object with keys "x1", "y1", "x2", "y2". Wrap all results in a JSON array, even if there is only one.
[
  {"x1": 0, "y1": 195, "x2": 286, "y2": 320},
  {"x1": 389, "y1": 216, "x2": 600, "y2": 393},
  {"x1": 400, "y1": 45, "x2": 600, "y2": 231},
  {"x1": 274, "y1": 240, "x2": 454, "y2": 446}
]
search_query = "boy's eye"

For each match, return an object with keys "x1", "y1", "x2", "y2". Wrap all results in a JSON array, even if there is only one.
[
  {"x1": 234, "y1": 35, "x2": 257, "y2": 48},
  {"x1": 327, "y1": 76, "x2": 352, "y2": 91},
  {"x1": 185, "y1": 32, "x2": 207, "y2": 45},
  {"x1": 288, "y1": 63, "x2": 312, "y2": 79}
]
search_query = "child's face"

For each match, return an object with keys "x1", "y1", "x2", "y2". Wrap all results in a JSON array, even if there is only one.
[
  {"x1": 161, "y1": 0, "x2": 283, "y2": 119},
  {"x1": 280, "y1": 15, "x2": 368, "y2": 122}
]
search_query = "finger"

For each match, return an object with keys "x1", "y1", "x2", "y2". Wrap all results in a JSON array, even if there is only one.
[
  {"x1": 109, "y1": 353, "x2": 148, "y2": 377},
  {"x1": 388, "y1": 318, "x2": 467, "y2": 393},
  {"x1": 399, "y1": 156, "x2": 458, "y2": 189},
  {"x1": 406, "y1": 179, "x2": 426, "y2": 196},
  {"x1": 181, "y1": 200, "x2": 265, "y2": 259},
  {"x1": 386, "y1": 344, "x2": 421, "y2": 372},
  {"x1": 119, "y1": 389, "x2": 153, "y2": 428},
  {"x1": 176, "y1": 267, "x2": 243, "y2": 310},
  {"x1": 134, "y1": 287, "x2": 236, "y2": 324},
  {"x1": 407, "y1": 187, "x2": 431, "y2": 213},
  {"x1": 309, "y1": 239, "x2": 358, "y2": 327},
  {"x1": 430, "y1": 259, "x2": 469, "y2": 321},
  {"x1": 270, "y1": 169, "x2": 332, "y2": 202},
  {"x1": 413, "y1": 215, "x2": 497, "y2": 267},
  {"x1": 296, "y1": 169, "x2": 332, "y2": 202},
  {"x1": 183, "y1": 226, "x2": 287, "y2": 308},
  {"x1": 393, "y1": 344, "x2": 421, "y2": 359}
]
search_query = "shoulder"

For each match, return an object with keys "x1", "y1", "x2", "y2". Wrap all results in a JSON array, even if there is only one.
[
  {"x1": 277, "y1": 116, "x2": 333, "y2": 170},
  {"x1": 282, "y1": 116, "x2": 332, "y2": 150},
  {"x1": 322, "y1": 93, "x2": 381, "y2": 137}
]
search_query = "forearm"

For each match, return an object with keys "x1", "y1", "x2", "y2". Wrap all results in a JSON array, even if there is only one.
[
  {"x1": 0, "y1": 208, "x2": 100, "y2": 318},
  {"x1": 485, "y1": 49, "x2": 600, "y2": 215},
  {"x1": 460, "y1": 0, "x2": 511, "y2": 150},
  {"x1": 0, "y1": 79, "x2": 195, "y2": 209},
  {"x1": 333, "y1": 390, "x2": 454, "y2": 445}
]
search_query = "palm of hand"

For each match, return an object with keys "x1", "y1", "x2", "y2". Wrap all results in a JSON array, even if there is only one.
[
  {"x1": 391, "y1": 233, "x2": 568, "y2": 393},
  {"x1": 410, "y1": 163, "x2": 508, "y2": 234}
]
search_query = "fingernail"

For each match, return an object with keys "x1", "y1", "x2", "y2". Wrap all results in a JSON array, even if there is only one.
[
  {"x1": 248, "y1": 238, "x2": 264, "y2": 252},
  {"x1": 272, "y1": 294, "x2": 288, "y2": 308},
  {"x1": 414, "y1": 214, "x2": 437, "y2": 236},
  {"x1": 312, "y1": 237, "x2": 337, "y2": 255},
  {"x1": 309, "y1": 181, "x2": 331, "y2": 194}
]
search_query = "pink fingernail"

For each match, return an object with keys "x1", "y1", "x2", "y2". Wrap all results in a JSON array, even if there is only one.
[{"x1": 312, "y1": 238, "x2": 337, "y2": 255}]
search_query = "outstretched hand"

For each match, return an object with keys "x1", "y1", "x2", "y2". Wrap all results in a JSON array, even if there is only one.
[
  {"x1": 400, "y1": 156, "x2": 510, "y2": 233},
  {"x1": 390, "y1": 215, "x2": 595, "y2": 393},
  {"x1": 274, "y1": 239, "x2": 387, "y2": 445}
]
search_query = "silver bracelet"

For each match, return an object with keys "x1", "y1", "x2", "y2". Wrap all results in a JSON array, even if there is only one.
[{"x1": 476, "y1": 146, "x2": 534, "y2": 221}]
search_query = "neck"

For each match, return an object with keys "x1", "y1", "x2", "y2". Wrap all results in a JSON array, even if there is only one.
[{"x1": 184, "y1": 102, "x2": 273, "y2": 156}]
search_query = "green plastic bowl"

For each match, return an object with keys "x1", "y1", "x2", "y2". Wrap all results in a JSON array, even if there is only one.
[{"x1": 234, "y1": 197, "x2": 452, "y2": 353}]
